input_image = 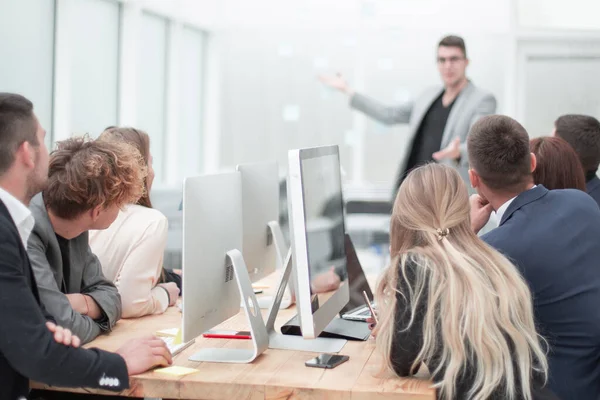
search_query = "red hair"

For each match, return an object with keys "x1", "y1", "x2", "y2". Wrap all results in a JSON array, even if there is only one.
[{"x1": 530, "y1": 136, "x2": 586, "y2": 191}]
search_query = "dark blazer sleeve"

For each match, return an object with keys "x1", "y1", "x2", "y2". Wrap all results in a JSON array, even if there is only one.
[{"x1": 0, "y1": 226, "x2": 129, "y2": 391}]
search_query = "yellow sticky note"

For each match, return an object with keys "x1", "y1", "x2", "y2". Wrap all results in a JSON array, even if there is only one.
[
  {"x1": 155, "y1": 327, "x2": 179, "y2": 337},
  {"x1": 155, "y1": 366, "x2": 199, "y2": 376},
  {"x1": 173, "y1": 328, "x2": 183, "y2": 345}
]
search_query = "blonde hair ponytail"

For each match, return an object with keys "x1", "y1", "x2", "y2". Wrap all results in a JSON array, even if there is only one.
[{"x1": 374, "y1": 164, "x2": 547, "y2": 400}]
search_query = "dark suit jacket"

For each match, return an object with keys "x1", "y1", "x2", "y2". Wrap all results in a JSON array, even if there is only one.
[
  {"x1": 0, "y1": 199, "x2": 129, "y2": 399},
  {"x1": 482, "y1": 185, "x2": 600, "y2": 400},
  {"x1": 586, "y1": 176, "x2": 600, "y2": 208}
]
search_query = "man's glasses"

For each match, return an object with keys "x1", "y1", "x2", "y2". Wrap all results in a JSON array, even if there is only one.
[{"x1": 437, "y1": 56, "x2": 465, "y2": 64}]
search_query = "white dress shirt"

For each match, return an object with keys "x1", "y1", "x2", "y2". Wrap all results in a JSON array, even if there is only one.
[
  {"x1": 493, "y1": 185, "x2": 536, "y2": 226},
  {"x1": 0, "y1": 187, "x2": 35, "y2": 248},
  {"x1": 89, "y1": 204, "x2": 169, "y2": 318}
]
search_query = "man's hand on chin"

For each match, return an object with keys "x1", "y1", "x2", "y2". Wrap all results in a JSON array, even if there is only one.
[{"x1": 469, "y1": 194, "x2": 493, "y2": 234}]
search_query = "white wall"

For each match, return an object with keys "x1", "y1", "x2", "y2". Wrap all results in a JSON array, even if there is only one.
[
  {"x1": 210, "y1": 0, "x2": 600, "y2": 187},
  {"x1": 47, "y1": 0, "x2": 215, "y2": 189},
  {"x1": 0, "y1": 0, "x2": 218, "y2": 189},
  {"x1": 513, "y1": 0, "x2": 600, "y2": 136},
  {"x1": 518, "y1": 0, "x2": 600, "y2": 31},
  {"x1": 66, "y1": 0, "x2": 121, "y2": 137},
  {"x1": 131, "y1": 0, "x2": 219, "y2": 29},
  {"x1": 0, "y1": 0, "x2": 55, "y2": 145},
  {"x1": 212, "y1": 0, "x2": 512, "y2": 184},
  {"x1": 120, "y1": 0, "x2": 219, "y2": 187},
  {"x1": 3, "y1": 0, "x2": 600, "y2": 190}
]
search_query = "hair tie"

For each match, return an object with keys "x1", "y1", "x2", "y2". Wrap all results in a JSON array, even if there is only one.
[{"x1": 436, "y1": 228, "x2": 450, "y2": 241}]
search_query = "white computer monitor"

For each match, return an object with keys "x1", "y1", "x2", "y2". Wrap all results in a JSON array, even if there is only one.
[
  {"x1": 181, "y1": 172, "x2": 268, "y2": 363},
  {"x1": 181, "y1": 172, "x2": 243, "y2": 343},
  {"x1": 287, "y1": 144, "x2": 349, "y2": 339},
  {"x1": 236, "y1": 161, "x2": 280, "y2": 282}
]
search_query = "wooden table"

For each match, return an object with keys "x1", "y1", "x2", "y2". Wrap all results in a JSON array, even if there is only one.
[{"x1": 33, "y1": 285, "x2": 434, "y2": 399}]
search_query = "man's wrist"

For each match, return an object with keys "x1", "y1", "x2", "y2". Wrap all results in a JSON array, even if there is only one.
[
  {"x1": 68, "y1": 293, "x2": 88, "y2": 315},
  {"x1": 158, "y1": 285, "x2": 171, "y2": 305},
  {"x1": 82, "y1": 295, "x2": 90, "y2": 315}
]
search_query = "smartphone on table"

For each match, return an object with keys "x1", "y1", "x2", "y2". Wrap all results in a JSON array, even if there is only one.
[{"x1": 305, "y1": 353, "x2": 349, "y2": 369}]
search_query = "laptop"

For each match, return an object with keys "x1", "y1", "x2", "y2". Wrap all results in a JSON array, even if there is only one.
[
  {"x1": 279, "y1": 234, "x2": 375, "y2": 341},
  {"x1": 339, "y1": 234, "x2": 377, "y2": 322}
]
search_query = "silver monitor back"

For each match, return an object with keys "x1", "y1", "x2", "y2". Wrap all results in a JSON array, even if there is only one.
[
  {"x1": 236, "y1": 161, "x2": 279, "y2": 283},
  {"x1": 182, "y1": 172, "x2": 243, "y2": 343},
  {"x1": 287, "y1": 145, "x2": 349, "y2": 339}
]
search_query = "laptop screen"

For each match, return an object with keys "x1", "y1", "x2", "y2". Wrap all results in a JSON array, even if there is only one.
[{"x1": 340, "y1": 234, "x2": 374, "y2": 314}]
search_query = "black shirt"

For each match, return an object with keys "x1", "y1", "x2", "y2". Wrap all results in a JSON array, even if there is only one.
[
  {"x1": 54, "y1": 233, "x2": 110, "y2": 329},
  {"x1": 395, "y1": 92, "x2": 456, "y2": 191},
  {"x1": 56, "y1": 234, "x2": 71, "y2": 292},
  {"x1": 390, "y1": 260, "x2": 558, "y2": 400}
]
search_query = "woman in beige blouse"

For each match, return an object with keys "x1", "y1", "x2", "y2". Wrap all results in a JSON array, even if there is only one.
[{"x1": 89, "y1": 127, "x2": 179, "y2": 318}]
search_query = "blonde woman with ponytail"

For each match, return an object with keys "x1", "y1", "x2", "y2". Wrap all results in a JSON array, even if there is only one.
[{"x1": 373, "y1": 163, "x2": 557, "y2": 400}]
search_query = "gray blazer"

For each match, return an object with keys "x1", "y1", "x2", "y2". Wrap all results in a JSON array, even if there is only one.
[
  {"x1": 27, "y1": 194, "x2": 122, "y2": 344},
  {"x1": 350, "y1": 81, "x2": 496, "y2": 187}
]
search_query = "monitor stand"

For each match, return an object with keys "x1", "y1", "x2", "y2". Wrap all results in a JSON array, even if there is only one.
[
  {"x1": 188, "y1": 249, "x2": 269, "y2": 363},
  {"x1": 267, "y1": 221, "x2": 287, "y2": 270},
  {"x1": 258, "y1": 221, "x2": 294, "y2": 310},
  {"x1": 264, "y1": 249, "x2": 347, "y2": 353}
]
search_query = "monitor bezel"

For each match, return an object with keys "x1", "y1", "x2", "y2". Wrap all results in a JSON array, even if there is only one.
[{"x1": 287, "y1": 145, "x2": 350, "y2": 339}]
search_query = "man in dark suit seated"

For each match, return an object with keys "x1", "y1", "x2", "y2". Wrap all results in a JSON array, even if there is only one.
[
  {"x1": 0, "y1": 92, "x2": 172, "y2": 399},
  {"x1": 468, "y1": 115, "x2": 600, "y2": 400},
  {"x1": 552, "y1": 114, "x2": 600, "y2": 207}
]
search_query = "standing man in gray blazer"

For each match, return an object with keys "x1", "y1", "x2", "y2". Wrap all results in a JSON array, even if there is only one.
[
  {"x1": 320, "y1": 35, "x2": 496, "y2": 194},
  {"x1": 28, "y1": 137, "x2": 146, "y2": 344}
]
